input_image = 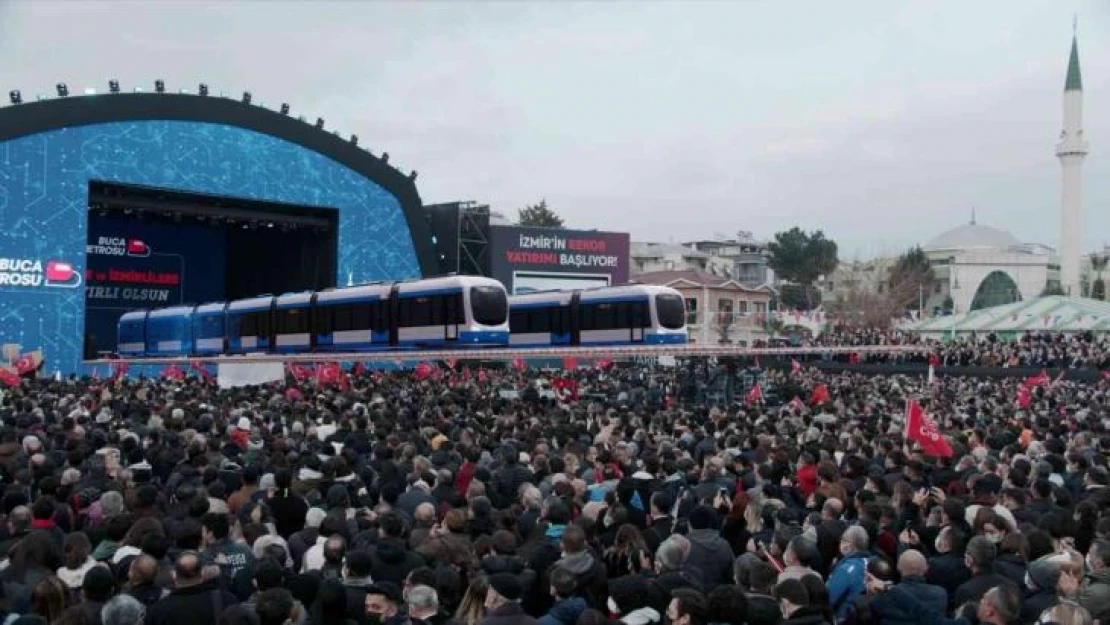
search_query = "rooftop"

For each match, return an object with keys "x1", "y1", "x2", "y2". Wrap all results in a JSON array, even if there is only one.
[{"x1": 923, "y1": 222, "x2": 1022, "y2": 252}]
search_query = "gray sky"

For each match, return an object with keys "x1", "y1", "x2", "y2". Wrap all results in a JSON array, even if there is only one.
[{"x1": 2, "y1": 0, "x2": 1108, "y2": 259}]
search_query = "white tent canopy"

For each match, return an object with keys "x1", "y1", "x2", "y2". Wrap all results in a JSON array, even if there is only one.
[{"x1": 908, "y1": 296, "x2": 1110, "y2": 338}]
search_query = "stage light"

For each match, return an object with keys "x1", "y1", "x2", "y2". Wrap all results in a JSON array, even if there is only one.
[
  {"x1": 409, "y1": 171, "x2": 418, "y2": 181},
  {"x1": 198, "y1": 83, "x2": 209, "y2": 96},
  {"x1": 109, "y1": 80, "x2": 120, "y2": 93},
  {"x1": 8, "y1": 90, "x2": 21, "y2": 104},
  {"x1": 280, "y1": 103, "x2": 289, "y2": 115},
  {"x1": 56, "y1": 83, "x2": 69, "y2": 97},
  {"x1": 350, "y1": 135, "x2": 358, "y2": 146},
  {"x1": 315, "y1": 117, "x2": 324, "y2": 129},
  {"x1": 381, "y1": 152, "x2": 389, "y2": 164},
  {"x1": 155, "y1": 79, "x2": 165, "y2": 93},
  {"x1": 242, "y1": 91, "x2": 252, "y2": 104}
]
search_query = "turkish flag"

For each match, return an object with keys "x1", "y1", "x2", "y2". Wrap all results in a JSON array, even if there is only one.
[
  {"x1": 746, "y1": 382, "x2": 763, "y2": 406},
  {"x1": 512, "y1": 358, "x2": 527, "y2": 372},
  {"x1": 15, "y1": 355, "x2": 35, "y2": 375},
  {"x1": 160, "y1": 365, "x2": 185, "y2": 380},
  {"x1": 848, "y1": 352, "x2": 860, "y2": 365},
  {"x1": 904, "y1": 398, "x2": 953, "y2": 457},
  {"x1": 595, "y1": 359, "x2": 613, "y2": 370},
  {"x1": 316, "y1": 362, "x2": 341, "y2": 387},
  {"x1": 563, "y1": 356, "x2": 578, "y2": 371},
  {"x1": 414, "y1": 362, "x2": 434, "y2": 380},
  {"x1": 287, "y1": 363, "x2": 311, "y2": 382},
  {"x1": 928, "y1": 353, "x2": 941, "y2": 368},
  {"x1": 352, "y1": 362, "x2": 366, "y2": 377},
  {"x1": 0, "y1": 368, "x2": 20, "y2": 387},
  {"x1": 190, "y1": 360, "x2": 215, "y2": 384},
  {"x1": 1017, "y1": 385, "x2": 1032, "y2": 409},
  {"x1": 111, "y1": 361, "x2": 129, "y2": 382},
  {"x1": 553, "y1": 377, "x2": 579, "y2": 401},
  {"x1": 1024, "y1": 370, "x2": 1049, "y2": 388},
  {"x1": 809, "y1": 383, "x2": 829, "y2": 407},
  {"x1": 790, "y1": 359, "x2": 802, "y2": 376}
]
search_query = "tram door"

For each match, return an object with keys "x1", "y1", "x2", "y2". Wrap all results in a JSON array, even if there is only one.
[
  {"x1": 445, "y1": 293, "x2": 460, "y2": 341},
  {"x1": 630, "y1": 300, "x2": 646, "y2": 343}
]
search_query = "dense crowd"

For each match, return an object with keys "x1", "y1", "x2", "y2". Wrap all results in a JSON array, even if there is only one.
[
  {"x1": 0, "y1": 350, "x2": 1106, "y2": 625},
  {"x1": 804, "y1": 330, "x2": 1110, "y2": 370}
]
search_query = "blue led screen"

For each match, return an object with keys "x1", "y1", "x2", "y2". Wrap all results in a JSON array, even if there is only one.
[{"x1": 0, "y1": 121, "x2": 422, "y2": 373}]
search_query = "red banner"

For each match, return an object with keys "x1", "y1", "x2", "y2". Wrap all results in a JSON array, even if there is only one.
[{"x1": 904, "y1": 398, "x2": 953, "y2": 457}]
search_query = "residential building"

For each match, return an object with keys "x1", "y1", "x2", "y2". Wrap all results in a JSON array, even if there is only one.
[
  {"x1": 683, "y1": 231, "x2": 773, "y2": 287},
  {"x1": 633, "y1": 269, "x2": 774, "y2": 344},
  {"x1": 631, "y1": 242, "x2": 732, "y2": 277}
]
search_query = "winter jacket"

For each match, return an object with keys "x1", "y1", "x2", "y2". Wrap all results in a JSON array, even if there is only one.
[
  {"x1": 685, "y1": 529, "x2": 735, "y2": 591},
  {"x1": 827, "y1": 551, "x2": 869, "y2": 620},
  {"x1": 369, "y1": 536, "x2": 427, "y2": 584},
  {"x1": 745, "y1": 593, "x2": 783, "y2": 625},
  {"x1": 868, "y1": 576, "x2": 948, "y2": 625},
  {"x1": 537, "y1": 597, "x2": 587, "y2": 625},
  {"x1": 146, "y1": 580, "x2": 240, "y2": 625},
  {"x1": 1079, "y1": 569, "x2": 1110, "y2": 625},
  {"x1": 477, "y1": 602, "x2": 538, "y2": 625}
]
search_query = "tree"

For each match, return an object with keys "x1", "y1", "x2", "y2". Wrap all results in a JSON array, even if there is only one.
[
  {"x1": 766, "y1": 228, "x2": 838, "y2": 309},
  {"x1": 516, "y1": 200, "x2": 564, "y2": 228},
  {"x1": 887, "y1": 246, "x2": 934, "y2": 313}
]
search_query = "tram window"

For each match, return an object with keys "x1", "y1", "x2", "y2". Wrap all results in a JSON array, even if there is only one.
[
  {"x1": 630, "y1": 301, "x2": 650, "y2": 328},
  {"x1": 655, "y1": 294, "x2": 686, "y2": 329},
  {"x1": 351, "y1": 304, "x2": 372, "y2": 331},
  {"x1": 445, "y1": 293, "x2": 464, "y2": 325},
  {"x1": 510, "y1": 310, "x2": 528, "y2": 333},
  {"x1": 314, "y1": 306, "x2": 332, "y2": 334},
  {"x1": 471, "y1": 287, "x2": 508, "y2": 326},
  {"x1": 333, "y1": 305, "x2": 353, "y2": 332},
  {"x1": 255, "y1": 312, "x2": 271, "y2": 338},
  {"x1": 239, "y1": 314, "x2": 256, "y2": 336}
]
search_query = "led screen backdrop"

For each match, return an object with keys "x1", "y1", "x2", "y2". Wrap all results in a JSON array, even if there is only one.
[
  {"x1": 0, "y1": 120, "x2": 423, "y2": 373},
  {"x1": 84, "y1": 215, "x2": 228, "y2": 355}
]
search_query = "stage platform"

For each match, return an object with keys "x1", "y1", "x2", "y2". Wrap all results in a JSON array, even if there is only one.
[{"x1": 86, "y1": 344, "x2": 923, "y2": 365}]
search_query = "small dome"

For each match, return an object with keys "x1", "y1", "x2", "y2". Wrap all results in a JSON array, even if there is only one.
[{"x1": 924, "y1": 223, "x2": 1021, "y2": 251}]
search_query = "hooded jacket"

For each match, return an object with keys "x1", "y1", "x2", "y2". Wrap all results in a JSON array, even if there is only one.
[
  {"x1": 369, "y1": 536, "x2": 426, "y2": 584},
  {"x1": 685, "y1": 528, "x2": 735, "y2": 591}
]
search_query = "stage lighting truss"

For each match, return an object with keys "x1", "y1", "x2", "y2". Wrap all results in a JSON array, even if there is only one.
[
  {"x1": 56, "y1": 83, "x2": 69, "y2": 97},
  {"x1": 242, "y1": 91, "x2": 252, "y2": 104},
  {"x1": 199, "y1": 83, "x2": 209, "y2": 96},
  {"x1": 280, "y1": 103, "x2": 289, "y2": 114},
  {"x1": 8, "y1": 90, "x2": 21, "y2": 104},
  {"x1": 155, "y1": 79, "x2": 165, "y2": 93},
  {"x1": 109, "y1": 80, "x2": 120, "y2": 93}
]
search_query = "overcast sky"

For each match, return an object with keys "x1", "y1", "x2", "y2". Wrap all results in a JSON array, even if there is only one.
[{"x1": 2, "y1": 1, "x2": 1108, "y2": 259}]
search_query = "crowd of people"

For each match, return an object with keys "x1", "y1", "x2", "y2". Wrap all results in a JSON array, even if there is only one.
[
  {"x1": 0, "y1": 344, "x2": 1106, "y2": 625},
  {"x1": 802, "y1": 330, "x2": 1110, "y2": 370}
]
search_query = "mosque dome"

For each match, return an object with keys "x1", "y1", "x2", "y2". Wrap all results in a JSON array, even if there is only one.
[{"x1": 923, "y1": 222, "x2": 1022, "y2": 252}]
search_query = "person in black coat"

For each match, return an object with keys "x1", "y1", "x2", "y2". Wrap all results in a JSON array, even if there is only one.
[
  {"x1": 643, "y1": 492, "x2": 675, "y2": 555},
  {"x1": 867, "y1": 551, "x2": 948, "y2": 625},
  {"x1": 479, "y1": 573, "x2": 537, "y2": 625},
  {"x1": 146, "y1": 553, "x2": 240, "y2": 625},
  {"x1": 925, "y1": 527, "x2": 971, "y2": 612},
  {"x1": 952, "y1": 537, "x2": 1017, "y2": 610}
]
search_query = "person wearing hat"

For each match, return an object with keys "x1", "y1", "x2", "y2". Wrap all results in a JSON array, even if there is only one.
[
  {"x1": 366, "y1": 581, "x2": 407, "y2": 625},
  {"x1": 480, "y1": 572, "x2": 535, "y2": 625}
]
